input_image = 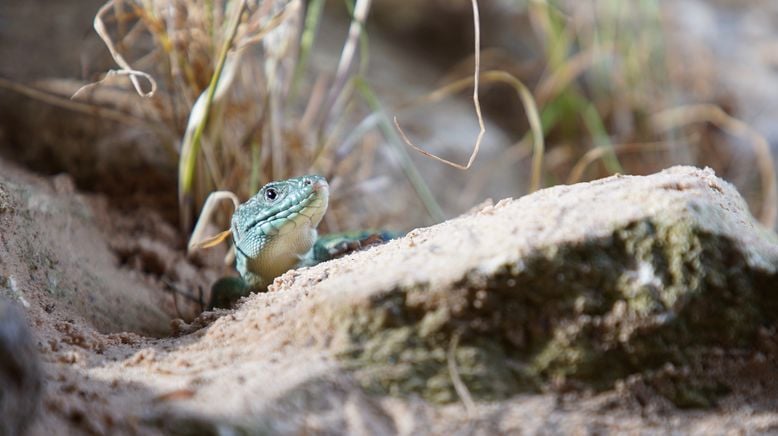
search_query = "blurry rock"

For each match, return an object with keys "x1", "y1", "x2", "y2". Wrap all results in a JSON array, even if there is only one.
[
  {"x1": 265, "y1": 166, "x2": 778, "y2": 406},
  {"x1": 662, "y1": 0, "x2": 778, "y2": 215},
  {"x1": 0, "y1": 0, "x2": 106, "y2": 80},
  {"x1": 0, "y1": 164, "x2": 173, "y2": 336},
  {"x1": 20, "y1": 166, "x2": 778, "y2": 433},
  {"x1": 0, "y1": 299, "x2": 42, "y2": 436},
  {"x1": 668, "y1": 0, "x2": 778, "y2": 146},
  {"x1": 0, "y1": 1, "x2": 177, "y2": 220}
]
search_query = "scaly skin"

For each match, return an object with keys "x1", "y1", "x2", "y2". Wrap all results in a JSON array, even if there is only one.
[
  {"x1": 210, "y1": 175, "x2": 328, "y2": 308},
  {"x1": 209, "y1": 175, "x2": 399, "y2": 309}
]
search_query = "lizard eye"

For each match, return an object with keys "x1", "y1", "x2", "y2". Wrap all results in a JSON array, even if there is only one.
[
  {"x1": 304, "y1": 179, "x2": 312, "y2": 186},
  {"x1": 265, "y1": 188, "x2": 278, "y2": 201}
]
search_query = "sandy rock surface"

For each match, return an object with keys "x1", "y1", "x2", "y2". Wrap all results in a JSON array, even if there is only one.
[
  {"x1": 0, "y1": 161, "x2": 173, "y2": 336},
  {"x1": 1, "y1": 164, "x2": 777, "y2": 434}
]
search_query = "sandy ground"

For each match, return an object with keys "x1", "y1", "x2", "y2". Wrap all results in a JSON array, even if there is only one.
[{"x1": 1, "y1": 160, "x2": 777, "y2": 435}]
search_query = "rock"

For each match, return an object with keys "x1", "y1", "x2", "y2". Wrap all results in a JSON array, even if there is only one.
[
  {"x1": 0, "y1": 1, "x2": 178, "y2": 217},
  {"x1": 267, "y1": 165, "x2": 778, "y2": 405},
  {"x1": 21, "y1": 166, "x2": 778, "y2": 433},
  {"x1": 0, "y1": 163, "x2": 172, "y2": 336},
  {"x1": 0, "y1": 298, "x2": 42, "y2": 435}
]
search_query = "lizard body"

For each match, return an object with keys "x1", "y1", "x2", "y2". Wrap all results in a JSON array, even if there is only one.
[
  {"x1": 231, "y1": 175, "x2": 329, "y2": 290},
  {"x1": 207, "y1": 175, "x2": 398, "y2": 309}
]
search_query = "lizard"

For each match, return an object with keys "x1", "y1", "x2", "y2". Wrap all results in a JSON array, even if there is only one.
[{"x1": 190, "y1": 175, "x2": 399, "y2": 309}]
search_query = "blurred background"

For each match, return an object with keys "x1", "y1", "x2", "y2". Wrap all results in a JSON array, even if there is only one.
[{"x1": 1, "y1": 0, "x2": 776, "y2": 236}]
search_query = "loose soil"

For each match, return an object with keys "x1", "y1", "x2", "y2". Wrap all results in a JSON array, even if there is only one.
[{"x1": 1, "y1": 158, "x2": 777, "y2": 435}]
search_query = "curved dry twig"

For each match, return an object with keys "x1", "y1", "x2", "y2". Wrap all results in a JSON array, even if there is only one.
[
  {"x1": 448, "y1": 331, "x2": 476, "y2": 418},
  {"x1": 535, "y1": 48, "x2": 602, "y2": 107},
  {"x1": 187, "y1": 190, "x2": 241, "y2": 264},
  {"x1": 394, "y1": 0, "x2": 484, "y2": 171},
  {"x1": 567, "y1": 140, "x2": 676, "y2": 184},
  {"x1": 393, "y1": 70, "x2": 545, "y2": 192},
  {"x1": 76, "y1": 0, "x2": 158, "y2": 99},
  {"x1": 0, "y1": 77, "x2": 171, "y2": 139}
]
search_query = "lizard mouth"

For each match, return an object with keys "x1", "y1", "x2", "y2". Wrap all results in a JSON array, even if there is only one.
[
  {"x1": 272, "y1": 190, "x2": 326, "y2": 235},
  {"x1": 312, "y1": 178, "x2": 328, "y2": 193}
]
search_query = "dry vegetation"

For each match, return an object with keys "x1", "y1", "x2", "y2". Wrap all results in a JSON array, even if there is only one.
[
  {"x1": 1, "y1": 2, "x2": 777, "y2": 432},
  {"x1": 74, "y1": 0, "x2": 423, "y2": 234},
  {"x1": 43, "y1": 0, "x2": 778, "y2": 234}
]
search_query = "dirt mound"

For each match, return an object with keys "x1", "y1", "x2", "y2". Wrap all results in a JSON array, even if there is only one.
[{"x1": 3, "y1": 163, "x2": 777, "y2": 434}]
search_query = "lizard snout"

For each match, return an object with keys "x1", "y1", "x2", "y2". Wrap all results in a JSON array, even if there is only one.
[{"x1": 308, "y1": 176, "x2": 329, "y2": 193}]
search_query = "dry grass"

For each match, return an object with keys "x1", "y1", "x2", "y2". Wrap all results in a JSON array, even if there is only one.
[
  {"x1": 7, "y1": 0, "x2": 771, "y2": 232},
  {"x1": 505, "y1": 0, "x2": 775, "y2": 227},
  {"x1": 382, "y1": 0, "x2": 775, "y2": 228},
  {"x1": 73, "y1": 0, "x2": 422, "y2": 233}
]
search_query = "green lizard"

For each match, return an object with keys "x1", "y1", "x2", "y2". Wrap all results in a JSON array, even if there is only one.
[{"x1": 195, "y1": 175, "x2": 399, "y2": 309}]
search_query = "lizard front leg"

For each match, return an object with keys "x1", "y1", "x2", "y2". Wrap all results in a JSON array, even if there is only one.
[{"x1": 208, "y1": 244, "x2": 270, "y2": 309}]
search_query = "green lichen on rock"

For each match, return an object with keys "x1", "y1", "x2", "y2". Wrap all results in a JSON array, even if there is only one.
[
  {"x1": 336, "y1": 288, "x2": 534, "y2": 403},
  {"x1": 336, "y1": 216, "x2": 777, "y2": 406}
]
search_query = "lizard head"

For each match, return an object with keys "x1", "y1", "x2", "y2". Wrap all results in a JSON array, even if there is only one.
[
  {"x1": 230, "y1": 175, "x2": 329, "y2": 281},
  {"x1": 232, "y1": 175, "x2": 329, "y2": 243}
]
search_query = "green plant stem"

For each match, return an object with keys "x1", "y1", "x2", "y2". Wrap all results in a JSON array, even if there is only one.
[{"x1": 179, "y1": 0, "x2": 246, "y2": 209}]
